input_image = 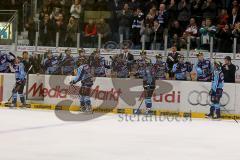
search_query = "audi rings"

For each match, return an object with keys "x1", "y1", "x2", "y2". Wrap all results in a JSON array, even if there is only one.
[{"x1": 188, "y1": 90, "x2": 230, "y2": 106}]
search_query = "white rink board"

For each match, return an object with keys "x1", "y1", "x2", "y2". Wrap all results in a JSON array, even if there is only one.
[{"x1": 1, "y1": 73, "x2": 239, "y2": 114}]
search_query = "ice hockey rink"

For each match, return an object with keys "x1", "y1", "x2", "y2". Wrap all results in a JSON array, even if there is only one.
[{"x1": 0, "y1": 108, "x2": 240, "y2": 160}]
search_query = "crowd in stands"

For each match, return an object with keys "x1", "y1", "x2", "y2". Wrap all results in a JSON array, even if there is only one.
[
  {"x1": 21, "y1": 0, "x2": 240, "y2": 52},
  {"x1": 2, "y1": 0, "x2": 240, "y2": 53}
]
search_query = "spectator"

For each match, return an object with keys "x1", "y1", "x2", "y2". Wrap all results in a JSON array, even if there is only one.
[
  {"x1": 117, "y1": 3, "x2": 132, "y2": 40},
  {"x1": 70, "y1": 0, "x2": 82, "y2": 31},
  {"x1": 96, "y1": 18, "x2": 112, "y2": 44},
  {"x1": 177, "y1": 0, "x2": 191, "y2": 29},
  {"x1": 156, "y1": 3, "x2": 169, "y2": 28},
  {"x1": 232, "y1": 22, "x2": 240, "y2": 52},
  {"x1": 179, "y1": 31, "x2": 188, "y2": 49},
  {"x1": 232, "y1": 0, "x2": 239, "y2": 12},
  {"x1": 65, "y1": 16, "x2": 78, "y2": 47},
  {"x1": 25, "y1": 17, "x2": 36, "y2": 46},
  {"x1": 150, "y1": 20, "x2": 164, "y2": 50},
  {"x1": 217, "y1": 9, "x2": 229, "y2": 29},
  {"x1": 199, "y1": 18, "x2": 217, "y2": 50},
  {"x1": 228, "y1": 8, "x2": 240, "y2": 29},
  {"x1": 39, "y1": 13, "x2": 54, "y2": 46},
  {"x1": 185, "y1": 18, "x2": 198, "y2": 49},
  {"x1": 201, "y1": 0, "x2": 217, "y2": 20},
  {"x1": 70, "y1": 0, "x2": 82, "y2": 19},
  {"x1": 95, "y1": 0, "x2": 108, "y2": 10},
  {"x1": 140, "y1": 22, "x2": 153, "y2": 50},
  {"x1": 191, "y1": 0, "x2": 203, "y2": 18},
  {"x1": 84, "y1": 19, "x2": 97, "y2": 47},
  {"x1": 222, "y1": 56, "x2": 236, "y2": 83},
  {"x1": 39, "y1": 5, "x2": 51, "y2": 21},
  {"x1": 169, "y1": 20, "x2": 183, "y2": 42},
  {"x1": 53, "y1": 13, "x2": 67, "y2": 46},
  {"x1": 144, "y1": 0, "x2": 158, "y2": 15},
  {"x1": 166, "y1": 46, "x2": 180, "y2": 79},
  {"x1": 145, "y1": 6, "x2": 157, "y2": 27},
  {"x1": 50, "y1": 7, "x2": 62, "y2": 21},
  {"x1": 167, "y1": 0, "x2": 178, "y2": 27},
  {"x1": 217, "y1": 24, "x2": 232, "y2": 53},
  {"x1": 131, "y1": 8, "x2": 144, "y2": 48},
  {"x1": 129, "y1": 0, "x2": 140, "y2": 10}
]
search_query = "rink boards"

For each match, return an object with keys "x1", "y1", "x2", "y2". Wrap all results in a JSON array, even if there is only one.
[{"x1": 0, "y1": 73, "x2": 240, "y2": 120}]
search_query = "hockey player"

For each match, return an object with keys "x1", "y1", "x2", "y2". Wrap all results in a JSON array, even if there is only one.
[
  {"x1": 206, "y1": 61, "x2": 224, "y2": 119},
  {"x1": 134, "y1": 51, "x2": 155, "y2": 114},
  {"x1": 0, "y1": 51, "x2": 15, "y2": 73},
  {"x1": 75, "y1": 49, "x2": 87, "y2": 69},
  {"x1": 60, "y1": 49, "x2": 75, "y2": 75},
  {"x1": 172, "y1": 55, "x2": 193, "y2": 80},
  {"x1": 195, "y1": 52, "x2": 212, "y2": 81},
  {"x1": 43, "y1": 51, "x2": 61, "y2": 74},
  {"x1": 11, "y1": 57, "x2": 27, "y2": 107},
  {"x1": 142, "y1": 58, "x2": 156, "y2": 114},
  {"x1": 152, "y1": 54, "x2": 168, "y2": 80},
  {"x1": 70, "y1": 57, "x2": 93, "y2": 113},
  {"x1": 112, "y1": 54, "x2": 129, "y2": 78},
  {"x1": 92, "y1": 50, "x2": 107, "y2": 77},
  {"x1": 135, "y1": 50, "x2": 151, "y2": 78}
]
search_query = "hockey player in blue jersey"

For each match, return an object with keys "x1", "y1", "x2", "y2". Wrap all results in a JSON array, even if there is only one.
[
  {"x1": 43, "y1": 51, "x2": 61, "y2": 74},
  {"x1": 70, "y1": 57, "x2": 93, "y2": 113},
  {"x1": 60, "y1": 49, "x2": 75, "y2": 75},
  {"x1": 11, "y1": 57, "x2": 27, "y2": 107},
  {"x1": 206, "y1": 61, "x2": 224, "y2": 119},
  {"x1": 135, "y1": 50, "x2": 151, "y2": 78},
  {"x1": 172, "y1": 55, "x2": 193, "y2": 80},
  {"x1": 134, "y1": 51, "x2": 155, "y2": 114},
  {"x1": 0, "y1": 51, "x2": 15, "y2": 73},
  {"x1": 142, "y1": 58, "x2": 155, "y2": 114},
  {"x1": 195, "y1": 52, "x2": 212, "y2": 81},
  {"x1": 111, "y1": 54, "x2": 129, "y2": 78},
  {"x1": 152, "y1": 54, "x2": 168, "y2": 80},
  {"x1": 92, "y1": 50, "x2": 107, "y2": 77}
]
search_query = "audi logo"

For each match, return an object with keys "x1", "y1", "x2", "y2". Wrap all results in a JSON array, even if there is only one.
[{"x1": 188, "y1": 90, "x2": 230, "y2": 106}]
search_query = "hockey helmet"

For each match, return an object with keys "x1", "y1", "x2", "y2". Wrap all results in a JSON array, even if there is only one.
[{"x1": 156, "y1": 54, "x2": 162, "y2": 59}]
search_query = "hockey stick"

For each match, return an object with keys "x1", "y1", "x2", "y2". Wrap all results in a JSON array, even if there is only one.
[
  {"x1": 221, "y1": 106, "x2": 239, "y2": 124},
  {"x1": 134, "y1": 97, "x2": 144, "y2": 114},
  {"x1": 7, "y1": 65, "x2": 33, "y2": 103}
]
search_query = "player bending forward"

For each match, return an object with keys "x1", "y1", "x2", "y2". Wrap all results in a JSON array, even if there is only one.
[
  {"x1": 70, "y1": 57, "x2": 93, "y2": 113},
  {"x1": 206, "y1": 61, "x2": 224, "y2": 119}
]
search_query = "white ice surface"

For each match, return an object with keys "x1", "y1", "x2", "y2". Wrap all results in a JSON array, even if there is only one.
[{"x1": 0, "y1": 108, "x2": 240, "y2": 160}]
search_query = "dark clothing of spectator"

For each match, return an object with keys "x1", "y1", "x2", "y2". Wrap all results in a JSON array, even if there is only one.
[
  {"x1": 228, "y1": 14, "x2": 240, "y2": 26},
  {"x1": 53, "y1": 22, "x2": 67, "y2": 47},
  {"x1": 169, "y1": 25, "x2": 183, "y2": 39},
  {"x1": 201, "y1": 1, "x2": 217, "y2": 20},
  {"x1": 167, "y1": 3, "x2": 178, "y2": 27},
  {"x1": 156, "y1": 10, "x2": 169, "y2": 28},
  {"x1": 177, "y1": 1, "x2": 191, "y2": 29},
  {"x1": 117, "y1": 10, "x2": 132, "y2": 40},
  {"x1": 217, "y1": 29, "x2": 233, "y2": 53},
  {"x1": 150, "y1": 25, "x2": 164, "y2": 44},
  {"x1": 222, "y1": 63, "x2": 236, "y2": 83},
  {"x1": 39, "y1": 20, "x2": 54, "y2": 46},
  {"x1": 131, "y1": 12, "x2": 144, "y2": 46},
  {"x1": 166, "y1": 51, "x2": 180, "y2": 78}
]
